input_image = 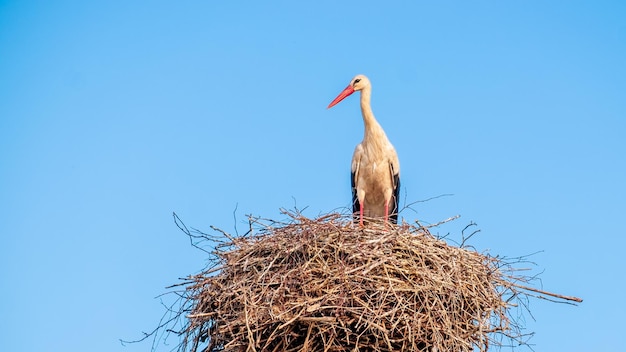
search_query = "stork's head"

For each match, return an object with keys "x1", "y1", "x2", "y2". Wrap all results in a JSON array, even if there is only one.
[{"x1": 327, "y1": 74, "x2": 371, "y2": 109}]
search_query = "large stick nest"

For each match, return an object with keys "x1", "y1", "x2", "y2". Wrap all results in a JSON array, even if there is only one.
[{"x1": 172, "y1": 212, "x2": 580, "y2": 352}]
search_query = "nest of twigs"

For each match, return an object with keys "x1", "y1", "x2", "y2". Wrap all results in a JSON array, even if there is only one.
[{"x1": 172, "y1": 212, "x2": 581, "y2": 352}]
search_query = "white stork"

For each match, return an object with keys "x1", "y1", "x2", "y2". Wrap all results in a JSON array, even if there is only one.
[{"x1": 327, "y1": 74, "x2": 401, "y2": 226}]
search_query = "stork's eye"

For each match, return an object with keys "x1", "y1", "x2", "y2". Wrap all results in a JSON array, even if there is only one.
[{"x1": 354, "y1": 78, "x2": 361, "y2": 84}]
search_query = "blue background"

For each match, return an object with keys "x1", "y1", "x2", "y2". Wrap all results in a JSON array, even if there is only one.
[{"x1": 1, "y1": 1, "x2": 624, "y2": 351}]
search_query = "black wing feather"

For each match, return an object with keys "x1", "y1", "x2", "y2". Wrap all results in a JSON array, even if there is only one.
[
  {"x1": 389, "y1": 164, "x2": 400, "y2": 224},
  {"x1": 351, "y1": 170, "x2": 360, "y2": 217}
]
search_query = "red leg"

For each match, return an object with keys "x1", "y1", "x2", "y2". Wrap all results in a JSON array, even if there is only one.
[
  {"x1": 384, "y1": 202, "x2": 389, "y2": 224},
  {"x1": 359, "y1": 202, "x2": 364, "y2": 227}
]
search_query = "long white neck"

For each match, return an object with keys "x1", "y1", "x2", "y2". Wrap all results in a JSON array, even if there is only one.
[{"x1": 360, "y1": 86, "x2": 388, "y2": 144}]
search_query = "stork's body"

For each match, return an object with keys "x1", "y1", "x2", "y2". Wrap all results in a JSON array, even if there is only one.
[{"x1": 328, "y1": 75, "x2": 400, "y2": 226}]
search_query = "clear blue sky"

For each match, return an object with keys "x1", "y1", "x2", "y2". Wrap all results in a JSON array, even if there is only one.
[{"x1": 1, "y1": 1, "x2": 624, "y2": 351}]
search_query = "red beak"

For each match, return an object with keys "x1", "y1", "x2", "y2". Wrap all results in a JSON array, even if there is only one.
[{"x1": 327, "y1": 85, "x2": 355, "y2": 109}]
